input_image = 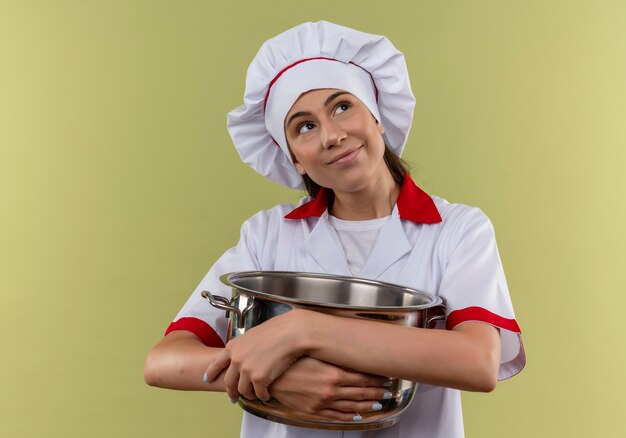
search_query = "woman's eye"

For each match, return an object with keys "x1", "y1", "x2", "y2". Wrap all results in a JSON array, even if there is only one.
[
  {"x1": 297, "y1": 122, "x2": 315, "y2": 135},
  {"x1": 334, "y1": 102, "x2": 351, "y2": 115}
]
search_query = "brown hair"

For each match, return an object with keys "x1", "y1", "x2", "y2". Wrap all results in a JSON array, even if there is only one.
[{"x1": 301, "y1": 145, "x2": 410, "y2": 198}]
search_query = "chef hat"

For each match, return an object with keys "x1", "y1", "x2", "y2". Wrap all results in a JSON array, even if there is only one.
[{"x1": 227, "y1": 20, "x2": 416, "y2": 189}]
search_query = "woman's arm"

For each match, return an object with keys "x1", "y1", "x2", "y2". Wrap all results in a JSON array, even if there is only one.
[
  {"x1": 144, "y1": 330, "x2": 226, "y2": 391},
  {"x1": 144, "y1": 329, "x2": 389, "y2": 420},
  {"x1": 304, "y1": 311, "x2": 501, "y2": 392},
  {"x1": 205, "y1": 309, "x2": 500, "y2": 401}
]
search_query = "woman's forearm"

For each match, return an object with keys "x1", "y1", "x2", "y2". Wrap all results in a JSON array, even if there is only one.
[
  {"x1": 144, "y1": 330, "x2": 226, "y2": 392},
  {"x1": 299, "y1": 310, "x2": 501, "y2": 392}
]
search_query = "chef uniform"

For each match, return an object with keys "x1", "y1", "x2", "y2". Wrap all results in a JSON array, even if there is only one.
[{"x1": 164, "y1": 21, "x2": 525, "y2": 438}]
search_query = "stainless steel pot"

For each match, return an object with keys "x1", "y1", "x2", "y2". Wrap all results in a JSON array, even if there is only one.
[{"x1": 201, "y1": 271, "x2": 445, "y2": 431}]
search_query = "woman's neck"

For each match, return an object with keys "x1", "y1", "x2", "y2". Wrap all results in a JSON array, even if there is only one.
[{"x1": 329, "y1": 171, "x2": 400, "y2": 220}]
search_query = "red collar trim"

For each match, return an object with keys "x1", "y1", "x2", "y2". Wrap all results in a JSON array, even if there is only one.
[
  {"x1": 284, "y1": 175, "x2": 442, "y2": 224},
  {"x1": 396, "y1": 175, "x2": 443, "y2": 223},
  {"x1": 284, "y1": 187, "x2": 330, "y2": 219}
]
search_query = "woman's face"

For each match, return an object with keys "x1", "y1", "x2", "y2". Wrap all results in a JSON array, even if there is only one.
[{"x1": 284, "y1": 89, "x2": 387, "y2": 194}]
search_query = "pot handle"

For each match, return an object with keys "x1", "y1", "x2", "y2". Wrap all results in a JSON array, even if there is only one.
[
  {"x1": 201, "y1": 291, "x2": 242, "y2": 319},
  {"x1": 425, "y1": 305, "x2": 446, "y2": 329}
]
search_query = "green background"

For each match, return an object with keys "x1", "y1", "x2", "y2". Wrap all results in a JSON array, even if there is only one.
[{"x1": 1, "y1": 1, "x2": 624, "y2": 436}]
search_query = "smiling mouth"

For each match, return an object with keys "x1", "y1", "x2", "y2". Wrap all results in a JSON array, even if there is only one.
[{"x1": 327, "y1": 146, "x2": 362, "y2": 165}]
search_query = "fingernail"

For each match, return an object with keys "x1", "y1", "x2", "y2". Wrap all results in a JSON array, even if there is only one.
[
  {"x1": 353, "y1": 415, "x2": 362, "y2": 422},
  {"x1": 230, "y1": 398, "x2": 238, "y2": 404},
  {"x1": 372, "y1": 402, "x2": 383, "y2": 411},
  {"x1": 382, "y1": 391, "x2": 393, "y2": 400},
  {"x1": 202, "y1": 373, "x2": 208, "y2": 382},
  {"x1": 383, "y1": 379, "x2": 393, "y2": 387}
]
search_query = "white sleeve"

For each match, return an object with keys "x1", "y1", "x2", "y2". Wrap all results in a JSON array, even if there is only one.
[
  {"x1": 163, "y1": 212, "x2": 269, "y2": 347},
  {"x1": 438, "y1": 206, "x2": 525, "y2": 380}
]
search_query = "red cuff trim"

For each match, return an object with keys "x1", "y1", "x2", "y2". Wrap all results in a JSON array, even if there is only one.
[
  {"x1": 165, "y1": 317, "x2": 225, "y2": 348},
  {"x1": 447, "y1": 307, "x2": 521, "y2": 333}
]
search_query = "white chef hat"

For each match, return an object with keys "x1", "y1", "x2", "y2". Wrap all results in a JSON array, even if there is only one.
[{"x1": 227, "y1": 21, "x2": 416, "y2": 189}]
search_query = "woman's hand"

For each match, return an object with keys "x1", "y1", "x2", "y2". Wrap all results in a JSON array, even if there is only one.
[
  {"x1": 204, "y1": 309, "x2": 314, "y2": 402},
  {"x1": 269, "y1": 357, "x2": 390, "y2": 421}
]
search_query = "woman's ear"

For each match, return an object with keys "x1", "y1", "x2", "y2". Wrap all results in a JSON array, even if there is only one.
[
  {"x1": 376, "y1": 118, "x2": 385, "y2": 134},
  {"x1": 288, "y1": 143, "x2": 307, "y2": 175},
  {"x1": 294, "y1": 161, "x2": 307, "y2": 176}
]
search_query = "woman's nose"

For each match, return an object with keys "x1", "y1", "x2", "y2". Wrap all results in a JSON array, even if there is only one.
[{"x1": 320, "y1": 120, "x2": 347, "y2": 149}]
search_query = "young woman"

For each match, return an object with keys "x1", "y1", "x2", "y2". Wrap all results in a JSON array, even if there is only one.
[{"x1": 144, "y1": 21, "x2": 525, "y2": 438}]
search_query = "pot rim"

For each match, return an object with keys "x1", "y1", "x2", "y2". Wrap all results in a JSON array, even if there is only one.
[{"x1": 220, "y1": 270, "x2": 444, "y2": 311}]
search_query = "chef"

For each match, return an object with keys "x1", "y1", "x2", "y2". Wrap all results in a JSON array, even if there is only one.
[{"x1": 144, "y1": 21, "x2": 525, "y2": 438}]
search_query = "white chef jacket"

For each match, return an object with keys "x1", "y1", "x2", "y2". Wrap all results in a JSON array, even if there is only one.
[{"x1": 165, "y1": 176, "x2": 526, "y2": 438}]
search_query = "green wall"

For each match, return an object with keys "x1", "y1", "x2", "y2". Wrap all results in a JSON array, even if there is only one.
[{"x1": 1, "y1": 1, "x2": 624, "y2": 436}]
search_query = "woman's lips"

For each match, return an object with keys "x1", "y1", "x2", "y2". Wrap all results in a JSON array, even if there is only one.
[{"x1": 328, "y1": 147, "x2": 362, "y2": 165}]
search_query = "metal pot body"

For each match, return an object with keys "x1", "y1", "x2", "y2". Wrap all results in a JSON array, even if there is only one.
[{"x1": 202, "y1": 271, "x2": 445, "y2": 431}]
